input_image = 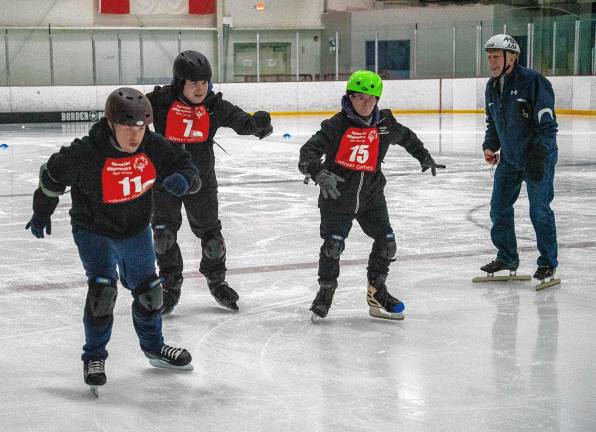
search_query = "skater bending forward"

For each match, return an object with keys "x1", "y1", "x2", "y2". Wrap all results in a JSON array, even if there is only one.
[
  {"x1": 147, "y1": 50, "x2": 273, "y2": 314},
  {"x1": 25, "y1": 88, "x2": 201, "y2": 392},
  {"x1": 299, "y1": 70, "x2": 445, "y2": 321},
  {"x1": 480, "y1": 34, "x2": 559, "y2": 285}
]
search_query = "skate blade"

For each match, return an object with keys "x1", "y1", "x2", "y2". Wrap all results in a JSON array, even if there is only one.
[
  {"x1": 214, "y1": 299, "x2": 239, "y2": 312},
  {"x1": 89, "y1": 386, "x2": 99, "y2": 398},
  {"x1": 369, "y1": 306, "x2": 404, "y2": 321},
  {"x1": 472, "y1": 275, "x2": 531, "y2": 282},
  {"x1": 311, "y1": 312, "x2": 324, "y2": 324},
  {"x1": 535, "y1": 278, "x2": 561, "y2": 291},
  {"x1": 148, "y1": 358, "x2": 194, "y2": 371}
]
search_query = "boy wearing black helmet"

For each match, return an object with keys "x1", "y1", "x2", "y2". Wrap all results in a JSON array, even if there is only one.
[
  {"x1": 299, "y1": 70, "x2": 445, "y2": 322},
  {"x1": 147, "y1": 50, "x2": 273, "y2": 314},
  {"x1": 25, "y1": 88, "x2": 201, "y2": 395}
]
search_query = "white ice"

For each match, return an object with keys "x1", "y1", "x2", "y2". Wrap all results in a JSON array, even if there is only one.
[{"x1": 1, "y1": 114, "x2": 596, "y2": 431}]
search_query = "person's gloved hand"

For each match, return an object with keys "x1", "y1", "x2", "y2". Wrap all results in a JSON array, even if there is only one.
[
  {"x1": 315, "y1": 169, "x2": 345, "y2": 200},
  {"x1": 253, "y1": 111, "x2": 273, "y2": 139},
  {"x1": 25, "y1": 213, "x2": 52, "y2": 239},
  {"x1": 163, "y1": 173, "x2": 190, "y2": 197},
  {"x1": 153, "y1": 224, "x2": 176, "y2": 255},
  {"x1": 526, "y1": 143, "x2": 547, "y2": 182},
  {"x1": 420, "y1": 154, "x2": 446, "y2": 176}
]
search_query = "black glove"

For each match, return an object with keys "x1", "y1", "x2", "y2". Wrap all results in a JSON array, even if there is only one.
[
  {"x1": 420, "y1": 154, "x2": 446, "y2": 176},
  {"x1": 25, "y1": 213, "x2": 52, "y2": 239},
  {"x1": 315, "y1": 169, "x2": 345, "y2": 200},
  {"x1": 153, "y1": 224, "x2": 176, "y2": 255},
  {"x1": 162, "y1": 173, "x2": 190, "y2": 197},
  {"x1": 526, "y1": 143, "x2": 547, "y2": 182},
  {"x1": 253, "y1": 111, "x2": 273, "y2": 139}
]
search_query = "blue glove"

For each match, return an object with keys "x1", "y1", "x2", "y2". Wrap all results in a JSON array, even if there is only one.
[
  {"x1": 163, "y1": 173, "x2": 190, "y2": 197},
  {"x1": 25, "y1": 213, "x2": 52, "y2": 239}
]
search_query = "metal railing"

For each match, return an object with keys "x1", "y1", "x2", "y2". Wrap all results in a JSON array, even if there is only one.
[{"x1": 1, "y1": 16, "x2": 594, "y2": 87}]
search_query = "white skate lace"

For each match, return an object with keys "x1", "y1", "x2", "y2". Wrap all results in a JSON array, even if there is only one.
[
  {"x1": 161, "y1": 345, "x2": 183, "y2": 360},
  {"x1": 87, "y1": 360, "x2": 104, "y2": 374}
]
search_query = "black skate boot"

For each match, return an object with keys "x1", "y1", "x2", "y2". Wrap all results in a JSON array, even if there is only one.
[
  {"x1": 144, "y1": 344, "x2": 193, "y2": 371},
  {"x1": 207, "y1": 276, "x2": 239, "y2": 311},
  {"x1": 160, "y1": 276, "x2": 182, "y2": 315},
  {"x1": 84, "y1": 359, "x2": 106, "y2": 398},
  {"x1": 310, "y1": 281, "x2": 337, "y2": 322},
  {"x1": 533, "y1": 266, "x2": 560, "y2": 291},
  {"x1": 367, "y1": 275, "x2": 405, "y2": 320},
  {"x1": 473, "y1": 260, "x2": 530, "y2": 283}
]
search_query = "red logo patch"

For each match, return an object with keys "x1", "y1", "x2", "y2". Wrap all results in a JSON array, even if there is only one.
[
  {"x1": 102, "y1": 154, "x2": 156, "y2": 204},
  {"x1": 335, "y1": 127, "x2": 379, "y2": 172},
  {"x1": 165, "y1": 101, "x2": 210, "y2": 144}
]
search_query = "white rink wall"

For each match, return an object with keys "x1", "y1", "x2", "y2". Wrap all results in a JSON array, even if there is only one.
[{"x1": 0, "y1": 76, "x2": 594, "y2": 114}]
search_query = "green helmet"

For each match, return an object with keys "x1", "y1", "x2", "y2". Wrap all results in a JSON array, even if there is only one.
[{"x1": 346, "y1": 70, "x2": 383, "y2": 98}]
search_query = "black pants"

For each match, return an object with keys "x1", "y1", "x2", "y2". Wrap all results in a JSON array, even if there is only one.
[
  {"x1": 152, "y1": 186, "x2": 225, "y2": 282},
  {"x1": 319, "y1": 201, "x2": 394, "y2": 284}
]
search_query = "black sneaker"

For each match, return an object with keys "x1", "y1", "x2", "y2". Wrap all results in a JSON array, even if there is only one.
[
  {"x1": 534, "y1": 266, "x2": 555, "y2": 281},
  {"x1": 160, "y1": 276, "x2": 182, "y2": 315},
  {"x1": 84, "y1": 359, "x2": 106, "y2": 386},
  {"x1": 310, "y1": 281, "x2": 337, "y2": 319},
  {"x1": 367, "y1": 276, "x2": 405, "y2": 320},
  {"x1": 480, "y1": 260, "x2": 518, "y2": 274},
  {"x1": 207, "y1": 279, "x2": 239, "y2": 311},
  {"x1": 145, "y1": 344, "x2": 193, "y2": 371}
]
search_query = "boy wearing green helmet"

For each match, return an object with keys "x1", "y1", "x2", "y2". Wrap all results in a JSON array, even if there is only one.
[{"x1": 299, "y1": 70, "x2": 445, "y2": 321}]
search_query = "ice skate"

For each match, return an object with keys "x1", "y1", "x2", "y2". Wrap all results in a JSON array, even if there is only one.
[
  {"x1": 145, "y1": 344, "x2": 193, "y2": 371},
  {"x1": 310, "y1": 281, "x2": 337, "y2": 323},
  {"x1": 367, "y1": 276, "x2": 405, "y2": 320},
  {"x1": 207, "y1": 278, "x2": 239, "y2": 311},
  {"x1": 473, "y1": 260, "x2": 531, "y2": 283},
  {"x1": 160, "y1": 276, "x2": 182, "y2": 315},
  {"x1": 533, "y1": 266, "x2": 560, "y2": 291},
  {"x1": 84, "y1": 359, "x2": 106, "y2": 398}
]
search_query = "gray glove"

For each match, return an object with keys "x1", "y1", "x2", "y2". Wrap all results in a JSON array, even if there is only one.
[
  {"x1": 315, "y1": 169, "x2": 345, "y2": 200},
  {"x1": 420, "y1": 154, "x2": 446, "y2": 176}
]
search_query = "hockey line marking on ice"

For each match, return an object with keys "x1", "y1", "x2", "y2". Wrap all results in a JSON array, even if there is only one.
[{"x1": 7, "y1": 240, "x2": 596, "y2": 293}]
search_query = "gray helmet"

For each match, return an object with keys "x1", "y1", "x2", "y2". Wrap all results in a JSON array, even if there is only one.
[
  {"x1": 173, "y1": 50, "x2": 212, "y2": 82},
  {"x1": 104, "y1": 87, "x2": 153, "y2": 126},
  {"x1": 484, "y1": 34, "x2": 521, "y2": 54}
]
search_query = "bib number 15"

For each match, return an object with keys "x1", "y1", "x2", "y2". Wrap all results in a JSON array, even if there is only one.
[{"x1": 349, "y1": 144, "x2": 369, "y2": 163}]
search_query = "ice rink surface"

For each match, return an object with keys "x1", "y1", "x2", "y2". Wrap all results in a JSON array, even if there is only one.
[{"x1": 1, "y1": 113, "x2": 595, "y2": 431}]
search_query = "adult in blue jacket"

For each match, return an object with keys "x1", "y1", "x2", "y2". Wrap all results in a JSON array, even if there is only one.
[{"x1": 480, "y1": 34, "x2": 558, "y2": 281}]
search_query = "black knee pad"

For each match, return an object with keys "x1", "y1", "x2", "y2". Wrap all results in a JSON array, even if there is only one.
[
  {"x1": 133, "y1": 275, "x2": 163, "y2": 315},
  {"x1": 373, "y1": 233, "x2": 397, "y2": 260},
  {"x1": 202, "y1": 233, "x2": 226, "y2": 261},
  {"x1": 85, "y1": 277, "x2": 118, "y2": 325},
  {"x1": 321, "y1": 234, "x2": 345, "y2": 260},
  {"x1": 153, "y1": 224, "x2": 176, "y2": 255}
]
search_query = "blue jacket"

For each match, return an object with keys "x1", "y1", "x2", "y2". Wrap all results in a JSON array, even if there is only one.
[{"x1": 483, "y1": 64, "x2": 558, "y2": 169}]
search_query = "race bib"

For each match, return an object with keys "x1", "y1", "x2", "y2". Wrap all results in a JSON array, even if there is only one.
[
  {"x1": 165, "y1": 100, "x2": 210, "y2": 144},
  {"x1": 335, "y1": 127, "x2": 379, "y2": 172},
  {"x1": 102, "y1": 154, "x2": 156, "y2": 204}
]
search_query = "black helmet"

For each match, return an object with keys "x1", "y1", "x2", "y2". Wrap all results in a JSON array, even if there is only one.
[
  {"x1": 104, "y1": 87, "x2": 153, "y2": 126},
  {"x1": 173, "y1": 50, "x2": 212, "y2": 82}
]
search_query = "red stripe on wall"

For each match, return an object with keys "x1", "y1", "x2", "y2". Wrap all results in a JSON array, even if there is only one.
[
  {"x1": 100, "y1": 0, "x2": 130, "y2": 14},
  {"x1": 189, "y1": 0, "x2": 216, "y2": 15}
]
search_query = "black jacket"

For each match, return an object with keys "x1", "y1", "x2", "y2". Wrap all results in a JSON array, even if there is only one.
[
  {"x1": 147, "y1": 85, "x2": 266, "y2": 189},
  {"x1": 299, "y1": 105, "x2": 431, "y2": 215},
  {"x1": 33, "y1": 118, "x2": 200, "y2": 239}
]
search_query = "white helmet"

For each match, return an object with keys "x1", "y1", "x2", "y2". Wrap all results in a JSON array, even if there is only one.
[{"x1": 484, "y1": 34, "x2": 520, "y2": 54}]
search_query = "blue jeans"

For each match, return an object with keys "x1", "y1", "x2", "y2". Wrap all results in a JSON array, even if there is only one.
[
  {"x1": 490, "y1": 156, "x2": 558, "y2": 269},
  {"x1": 73, "y1": 227, "x2": 164, "y2": 361}
]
